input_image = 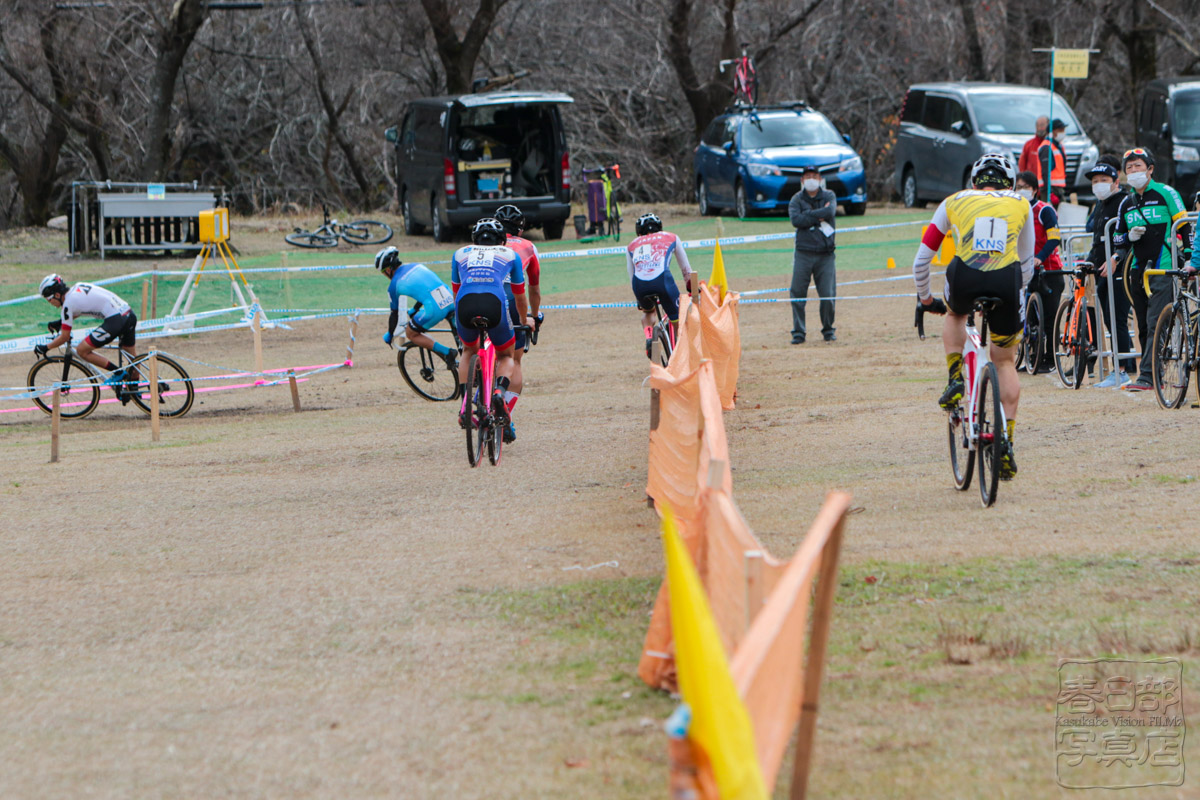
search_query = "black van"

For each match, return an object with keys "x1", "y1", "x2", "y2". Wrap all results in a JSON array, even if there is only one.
[
  {"x1": 1136, "y1": 78, "x2": 1200, "y2": 202},
  {"x1": 386, "y1": 91, "x2": 574, "y2": 242}
]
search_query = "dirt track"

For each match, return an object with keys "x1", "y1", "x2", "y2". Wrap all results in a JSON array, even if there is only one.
[{"x1": 4, "y1": 239, "x2": 1200, "y2": 796}]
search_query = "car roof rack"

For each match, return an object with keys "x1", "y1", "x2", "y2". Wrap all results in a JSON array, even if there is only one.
[{"x1": 726, "y1": 100, "x2": 811, "y2": 115}]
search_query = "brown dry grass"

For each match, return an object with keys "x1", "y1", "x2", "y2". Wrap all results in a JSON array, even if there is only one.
[{"x1": 3, "y1": 212, "x2": 1200, "y2": 798}]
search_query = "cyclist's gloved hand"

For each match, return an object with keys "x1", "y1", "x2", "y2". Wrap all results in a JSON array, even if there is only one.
[
  {"x1": 921, "y1": 296, "x2": 948, "y2": 315},
  {"x1": 1129, "y1": 226, "x2": 1147, "y2": 242},
  {"x1": 33, "y1": 343, "x2": 49, "y2": 357},
  {"x1": 382, "y1": 331, "x2": 393, "y2": 346},
  {"x1": 535, "y1": 312, "x2": 544, "y2": 329}
]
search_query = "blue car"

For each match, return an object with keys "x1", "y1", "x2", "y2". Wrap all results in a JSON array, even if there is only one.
[{"x1": 694, "y1": 104, "x2": 868, "y2": 217}]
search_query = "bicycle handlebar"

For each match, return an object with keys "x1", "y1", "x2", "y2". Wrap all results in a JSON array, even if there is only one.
[
  {"x1": 1142, "y1": 267, "x2": 1196, "y2": 296},
  {"x1": 915, "y1": 304, "x2": 926, "y2": 340}
]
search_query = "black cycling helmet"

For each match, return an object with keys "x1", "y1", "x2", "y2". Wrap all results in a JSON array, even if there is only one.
[
  {"x1": 374, "y1": 246, "x2": 401, "y2": 273},
  {"x1": 635, "y1": 213, "x2": 663, "y2": 237},
  {"x1": 970, "y1": 152, "x2": 1016, "y2": 190},
  {"x1": 39, "y1": 274, "x2": 68, "y2": 299},
  {"x1": 471, "y1": 218, "x2": 506, "y2": 247},
  {"x1": 494, "y1": 205, "x2": 525, "y2": 236}
]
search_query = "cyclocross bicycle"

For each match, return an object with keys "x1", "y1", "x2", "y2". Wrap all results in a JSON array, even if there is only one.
[
  {"x1": 460, "y1": 322, "x2": 534, "y2": 467},
  {"x1": 28, "y1": 338, "x2": 194, "y2": 421},
  {"x1": 643, "y1": 293, "x2": 675, "y2": 367},
  {"x1": 917, "y1": 297, "x2": 1010, "y2": 507},
  {"x1": 1051, "y1": 262, "x2": 1100, "y2": 389},
  {"x1": 580, "y1": 164, "x2": 622, "y2": 242},
  {"x1": 397, "y1": 311, "x2": 463, "y2": 402},
  {"x1": 1019, "y1": 269, "x2": 1050, "y2": 375},
  {"x1": 719, "y1": 43, "x2": 758, "y2": 106},
  {"x1": 1144, "y1": 267, "x2": 1200, "y2": 409},
  {"x1": 286, "y1": 203, "x2": 393, "y2": 248}
]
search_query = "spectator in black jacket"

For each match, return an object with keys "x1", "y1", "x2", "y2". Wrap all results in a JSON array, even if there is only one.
[
  {"x1": 788, "y1": 166, "x2": 837, "y2": 343},
  {"x1": 1087, "y1": 155, "x2": 1135, "y2": 385}
]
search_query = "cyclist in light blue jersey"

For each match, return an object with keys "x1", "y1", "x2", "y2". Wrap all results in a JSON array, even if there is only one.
[{"x1": 376, "y1": 246, "x2": 457, "y2": 370}]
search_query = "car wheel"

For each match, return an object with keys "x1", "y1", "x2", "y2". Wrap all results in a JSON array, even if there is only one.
[
  {"x1": 902, "y1": 168, "x2": 922, "y2": 208},
  {"x1": 698, "y1": 180, "x2": 715, "y2": 216},
  {"x1": 543, "y1": 220, "x2": 565, "y2": 240},
  {"x1": 402, "y1": 191, "x2": 423, "y2": 236},
  {"x1": 735, "y1": 182, "x2": 752, "y2": 219},
  {"x1": 845, "y1": 202, "x2": 867, "y2": 216},
  {"x1": 431, "y1": 196, "x2": 450, "y2": 243}
]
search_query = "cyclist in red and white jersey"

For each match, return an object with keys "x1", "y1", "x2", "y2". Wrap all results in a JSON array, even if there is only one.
[
  {"x1": 35, "y1": 274, "x2": 139, "y2": 400},
  {"x1": 627, "y1": 213, "x2": 694, "y2": 351},
  {"x1": 494, "y1": 205, "x2": 544, "y2": 443}
]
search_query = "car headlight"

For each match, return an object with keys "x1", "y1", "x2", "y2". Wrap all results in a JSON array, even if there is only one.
[
  {"x1": 746, "y1": 163, "x2": 781, "y2": 177},
  {"x1": 1174, "y1": 145, "x2": 1200, "y2": 162},
  {"x1": 838, "y1": 156, "x2": 863, "y2": 173},
  {"x1": 1082, "y1": 143, "x2": 1099, "y2": 163}
]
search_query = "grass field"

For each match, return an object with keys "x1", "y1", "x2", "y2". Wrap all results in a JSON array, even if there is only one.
[{"x1": 2, "y1": 206, "x2": 1199, "y2": 799}]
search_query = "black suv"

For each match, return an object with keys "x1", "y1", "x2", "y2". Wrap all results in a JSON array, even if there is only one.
[
  {"x1": 386, "y1": 91, "x2": 574, "y2": 242},
  {"x1": 1136, "y1": 78, "x2": 1200, "y2": 202}
]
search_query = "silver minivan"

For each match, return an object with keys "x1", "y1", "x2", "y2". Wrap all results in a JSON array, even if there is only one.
[{"x1": 894, "y1": 82, "x2": 1099, "y2": 206}]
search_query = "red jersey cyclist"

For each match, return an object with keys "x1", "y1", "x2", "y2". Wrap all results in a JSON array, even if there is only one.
[
  {"x1": 493, "y1": 204, "x2": 544, "y2": 429},
  {"x1": 626, "y1": 213, "x2": 693, "y2": 357}
]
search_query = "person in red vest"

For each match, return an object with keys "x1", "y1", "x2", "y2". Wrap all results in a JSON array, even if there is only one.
[
  {"x1": 1018, "y1": 115, "x2": 1049, "y2": 175},
  {"x1": 1015, "y1": 170, "x2": 1064, "y2": 370},
  {"x1": 1036, "y1": 119, "x2": 1068, "y2": 207}
]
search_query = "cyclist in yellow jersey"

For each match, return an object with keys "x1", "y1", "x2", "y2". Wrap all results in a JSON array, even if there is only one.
[{"x1": 913, "y1": 153, "x2": 1035, "y2": 480}]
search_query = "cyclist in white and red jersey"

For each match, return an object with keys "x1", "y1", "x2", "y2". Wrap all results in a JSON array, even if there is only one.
[
  {"x1": 627, "y1": 213, "x2": 693, "y2": 353},
  {"x1": 35, "y1": 274, "x2": 139, "y2": 400},
  {"x1": 494, "y1": 205, "x2": 545, "y2": 442}
]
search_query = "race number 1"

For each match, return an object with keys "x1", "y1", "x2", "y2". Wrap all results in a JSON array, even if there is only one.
[{"x1": 972, "y1": 217, "x2": 1007, "y2": 253}]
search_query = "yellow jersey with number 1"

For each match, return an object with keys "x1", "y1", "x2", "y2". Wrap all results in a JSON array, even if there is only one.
[{"x1": 944, "y1": 189, "x2": 1030, "y2": 271}]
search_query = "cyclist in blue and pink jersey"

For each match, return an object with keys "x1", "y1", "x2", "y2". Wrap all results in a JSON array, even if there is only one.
[
  {"x1": 626, "y1": 213, "x2": 694, "y2": 352},
  {"x1": 494, "y1": 205, "x2": 545, "y2": 441},
  {"x1": 451, "y1": 218, "x2": 528, "y2": 431}
]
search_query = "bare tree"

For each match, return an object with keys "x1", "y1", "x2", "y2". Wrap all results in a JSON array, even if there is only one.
[
  {"x1": 418, "y1": 0, "x2": 511, "y2": 93},
  {"x1": 141, "y1": 0, "x2": 209, "y2": 180}
]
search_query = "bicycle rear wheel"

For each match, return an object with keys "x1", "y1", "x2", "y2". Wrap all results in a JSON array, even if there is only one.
[
  {"x1": 1071, "y1": 298, "x2": 1088, "y2": 389},
  {"x1": 398, "y1": 345, "x2": 458, "y2": 402},
  {"x1": 285, "y1": 231, "x2": 337, "y2": 248},
  {"x1": 126, "y1": 354, "x2": 195, "y2": 418},
  {"x1": 487, "y1": 383, "x2": 503, "y2": 466},
  {"x1": 656, "y1": 323, "x2": 673, "y2": 367},
  {"x1": 464, "y1": 355, "x2": 487, "y2": 467},
  {"x1": 1051, "y1": 300, "x2": 1073, "y2": 388},
  {"x1": 976, "y1": 363, "x2": 1002, "y2": 507},
  {"x1": 341, "y1": 220, "x2": 393, "y2": 246},
  {"x1": 947, "y1": 405, "x2": 973, "y2": 491},
  {"x1": 1022, "y1": 291, "x2": 1044, "y2": 375},
  {"x1": 28, "y1": 356, "x2": 100, "y2": 419},
  {"x1": 1152, "y1": 304, "x2": 1189, "y2": 409}
]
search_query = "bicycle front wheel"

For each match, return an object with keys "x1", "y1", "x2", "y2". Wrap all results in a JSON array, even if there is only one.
[
  {"x1": 1071, "y1": 298, "x2": 1088, "y2": 389},
  {"x1": 127, "y1": 354, "x2": 195, "y2": 418},
  {"x1": 976, "y1": 362, "x2": 1002, "y2": 507},
  {"x1": 464, "y1": 355, "x2": 487, "y2": 467},
  {"x1": 1152, "y1": 304, "x2": 1189, "y2": 409},
  {"x1": 285, "y1": 231, "x2": 338, "y2": 248},
  {"x1": 1023, "y1": 291, "x2": 1044, "y2": 375},
  {"x1": 399, "y1": 345, "x2": 458, "y2": 402},
  {"x1": 341, "y1": 220, "x2": 393, "y2": 246},
  {"x1": 1051, "y1": 300, "x2": 1073, "y2": 388},
  {"x1": 947, "y1": 405, "x2": 973, "y2": 491},
  {"x1": 28, "y1": 356, "x2": 100, "y2": 419}
]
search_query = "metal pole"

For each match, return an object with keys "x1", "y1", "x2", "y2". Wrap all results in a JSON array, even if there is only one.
[
  {"x1": 149, "y1": 351, "x2": 160, "y2": 442},
  {"x1": 1102, "y1": 216, "x2": 1136, "y2": 381},
  {"x1": 1048, "y1": 52, "x2": 1055, "y2": 205}
]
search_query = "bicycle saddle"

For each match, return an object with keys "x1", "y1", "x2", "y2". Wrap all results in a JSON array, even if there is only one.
[
  {"x1": 974, "y1": 296, "x2": 1002, "y2": 312},
  {"x1": 470, "y1": 316, "x2": 491, "y2": 330},
  {"x1": 643, "y1": 294, "x2": 661, "y2": 303}
]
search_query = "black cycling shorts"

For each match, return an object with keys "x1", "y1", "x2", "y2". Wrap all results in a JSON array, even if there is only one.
[
  {"x1": 86, "y1": 311, "x2": 137, "y2": 348},
  {"x1": 944, "y1": 258, "x2": 1022, "y2": 343}
]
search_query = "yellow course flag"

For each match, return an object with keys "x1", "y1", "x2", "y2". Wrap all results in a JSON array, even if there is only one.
[
  {"x1": 661, "y1": 504, "x2": 767, "y2": 800},
  {"x1": 709, "y1": 240, "x2": 729, "y2": 305}
]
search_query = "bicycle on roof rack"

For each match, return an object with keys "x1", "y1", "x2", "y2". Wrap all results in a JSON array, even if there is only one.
[{"x1": 719, "y1": 43, "x2": 758, "y2": 107}]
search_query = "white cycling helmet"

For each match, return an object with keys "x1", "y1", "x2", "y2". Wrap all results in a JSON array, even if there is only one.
[
  {"x1": 40, "y1": 274, "x2": 68, "y2": 298},
  {"x1": 375, "y1": 246, "x2": 401, "y2": 272},
  {"x1": 970, "y1": 153, "x2": 1016, "y2": 190}
]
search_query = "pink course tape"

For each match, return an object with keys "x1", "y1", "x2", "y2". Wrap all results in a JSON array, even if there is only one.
[{"x1": 0, "y1": 375, "x2": 313, "y2": 416}]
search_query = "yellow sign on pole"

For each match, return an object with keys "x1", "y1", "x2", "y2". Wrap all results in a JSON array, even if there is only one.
[{"x1": 1053, "y1": 50, "x2": 1090, "y2": 79}]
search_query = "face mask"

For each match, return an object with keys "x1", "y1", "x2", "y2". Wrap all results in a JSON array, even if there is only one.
[
  {"x1": 1127, "y1": 171, "x2": 1150, "y2": 190},
  {"x1": 1093, "y1": 182, "x2": 1114, "y2": 201},
  {"x1": 803, "y1": 178, "x2": 821, "y2": 192},
  {"x1": 1016, "y1": 188, "x2": 1033, "y2": 201},
  {"x1": 1054, "y1": 132, "x2": 1064, "y2": 142}
]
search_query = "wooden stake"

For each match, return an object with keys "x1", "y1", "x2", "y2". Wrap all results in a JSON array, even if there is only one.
[
  {"x1": 252, "y1": 310, "x2": 265, "y2": 376},
  {"x1": 141, "y1": 280, "x2": 149, "y2": 319},
  {"x1": 149, "y1": 350, "x2": 160, "y2": 442},
  {"x1": 288, "y1": 369, "x2": 301, "y2": 412},
  {"x1": 151, "y1": 268, "x2": 158, "y2": 319},
  {"x1": 50, "y1": 387, "x2": 61, "y2": 463},
  {"x1": 789, "y1": 512, "x2": 847, "y2": 800}
]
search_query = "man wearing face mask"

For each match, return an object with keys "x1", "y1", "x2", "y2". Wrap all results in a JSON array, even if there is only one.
[
  {"x1": 1113, "y1": 148, "x2": 1194, "y2": 392},
  {"x1": 1018, "y1": 115, "x2": 1049, "y2": 175},
  {"x1": 1085, "y1": 155, "x2": 1135, "y2": 386},
  {"x1": 788, "y1": 165, "x2": 837, "y2": 343},
  {"x1": 1014, "y1": 170, "x2": 1063, "y2": 371},
  {"x1": 1035, "y1": 118, "x2": 1068, "y2": 208}
]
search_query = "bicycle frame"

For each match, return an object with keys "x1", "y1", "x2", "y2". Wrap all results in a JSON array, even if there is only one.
[
  {"x1": 957, "y1": 320, "x2": 1006, "y2": 455},
  {"x1": 720, "y1": 43, "x2": 757, "y2": 105},
  {"x1": 582, "y1": 165, "x2": 619, "y2": 224}
]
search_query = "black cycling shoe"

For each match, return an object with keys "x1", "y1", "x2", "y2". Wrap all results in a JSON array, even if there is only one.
[
  {"x1": 492, "y1": 391, "x2": 510, "y2": 423},
  {"x1": 441, "y1": 350, "x2": 458, "y2": 371},
  {"x1": 938, "y1": 378, "x2": 964, "y2": 410},
  {"x1": 998, "y1": 442, "x2": 1018, "y2": 481},
  {"x1": 458, "y1": 408, "x2": 470, "y2": 429},
  {"x1": 502, "y1": 420, "x2": 516, "y2": 443}
]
